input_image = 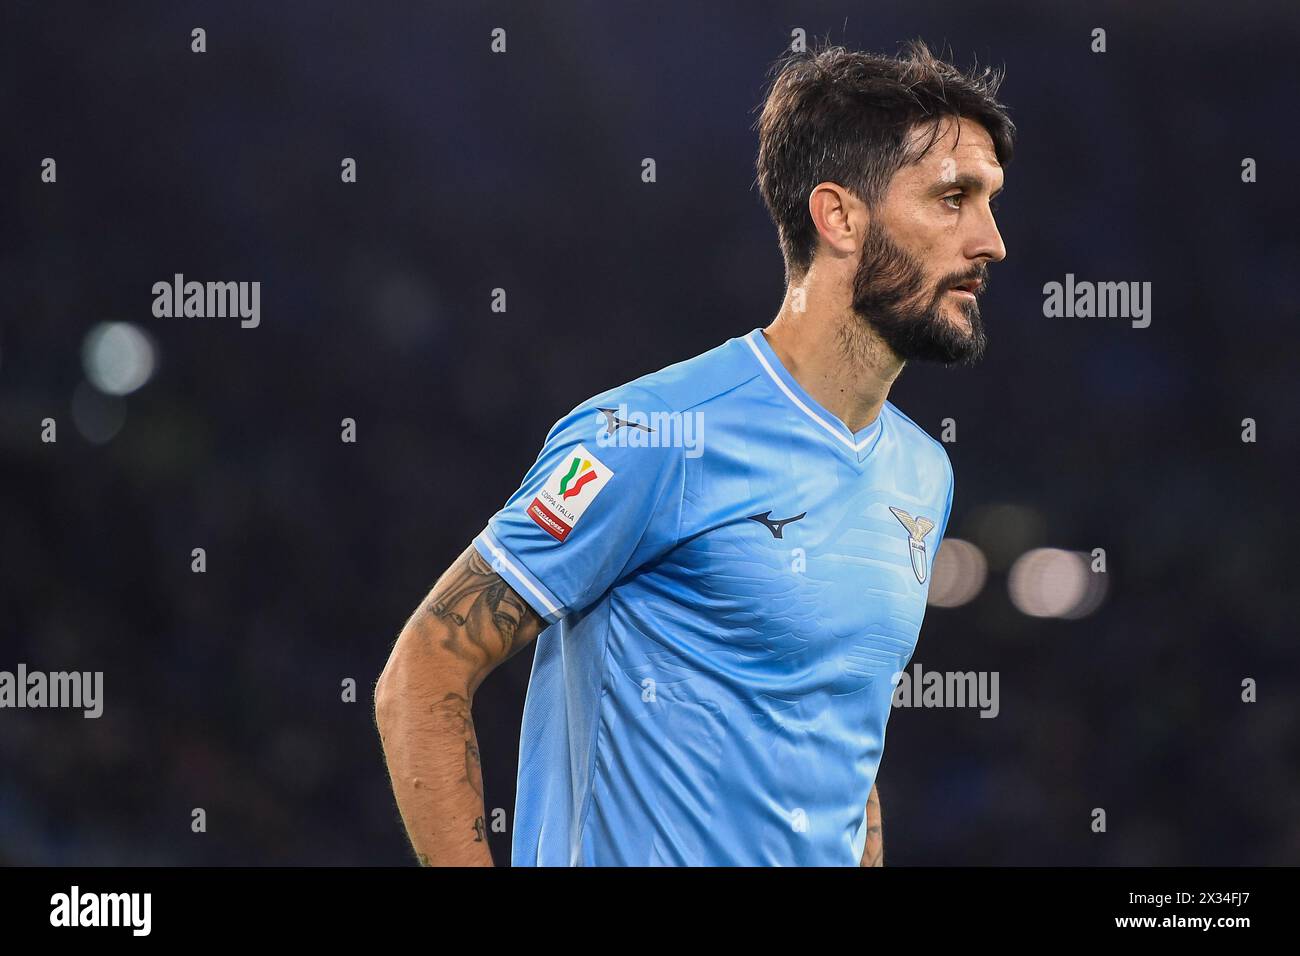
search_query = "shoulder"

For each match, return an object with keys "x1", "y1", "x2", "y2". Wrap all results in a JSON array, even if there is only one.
[
  {"x1": 536, "y1": 336, "x2": 753, "y2": 477},
  {"x1": 581, "y1": 333, "x2": 762, "y2": 417}
]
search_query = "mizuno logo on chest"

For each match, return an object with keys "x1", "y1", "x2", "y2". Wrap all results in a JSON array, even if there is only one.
[{"x1": 748, "y1": 511, "x2": 806, "y2": 539}]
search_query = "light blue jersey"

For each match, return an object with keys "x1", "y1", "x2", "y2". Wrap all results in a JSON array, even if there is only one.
[{"x1": 473, "y1": 328, "x2": 954, "y2": 866}]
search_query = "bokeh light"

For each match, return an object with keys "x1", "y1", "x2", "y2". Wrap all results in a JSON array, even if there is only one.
[
  {"x1": 927, "y1": 538, "x2": 988, "y2": 608},
  {"x1": 81, "y1": 322, "x2": 156, "y2": 396},
  {"x1": 1008, "y1": 548, "x2": 1108, "y2": 619}
]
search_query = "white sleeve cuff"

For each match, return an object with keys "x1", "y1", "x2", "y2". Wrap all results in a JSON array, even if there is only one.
[{"x1": 472, "y1": 526, "x2": 566, "y2": 626}]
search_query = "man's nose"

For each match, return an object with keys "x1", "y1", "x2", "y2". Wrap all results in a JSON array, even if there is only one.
[{"x1": 969, "y1": 207, "x2": 1007, "y2": 263}]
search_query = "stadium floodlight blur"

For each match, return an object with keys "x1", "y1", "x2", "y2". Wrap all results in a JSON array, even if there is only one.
[
  {"x1": 81, "y1": 322, "x2": 156, "y2": 396},
  {"x1": 1007, "y1": 548, "x2": 1108, "y2": 619},
  {"x1": 927, "y1": 538, "x2": 988, "y2": 608}
]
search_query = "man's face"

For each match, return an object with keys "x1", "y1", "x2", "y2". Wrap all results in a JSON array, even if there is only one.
[{"x1": 850, "y1": 116, "x2": 1006, "y2": 365}]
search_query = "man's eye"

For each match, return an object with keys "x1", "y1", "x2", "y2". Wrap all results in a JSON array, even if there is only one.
[{"x1": 942, "y1": 194, "x2": 963, "y2": 209}]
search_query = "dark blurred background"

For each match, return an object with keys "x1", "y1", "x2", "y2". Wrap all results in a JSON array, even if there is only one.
[{"x1": 1, "y1": 0, "x2": 1297, "y2": 865}]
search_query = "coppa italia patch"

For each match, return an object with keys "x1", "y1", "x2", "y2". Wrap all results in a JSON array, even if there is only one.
[{"x1": 527, "y1": 443, "x2": 613, "y2": 542}]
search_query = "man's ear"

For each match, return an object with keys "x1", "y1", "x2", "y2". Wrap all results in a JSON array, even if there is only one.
[{"x1": 808, "y1": 182, "x2": 864, "y2": 261}]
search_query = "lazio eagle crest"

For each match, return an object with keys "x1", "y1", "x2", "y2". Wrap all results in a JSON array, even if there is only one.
[{"x1": 888, "y1": 506, "x2": 935, "y2": 585}]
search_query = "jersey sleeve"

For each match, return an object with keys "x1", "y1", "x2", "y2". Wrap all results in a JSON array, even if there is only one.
[{"x1": 472, "y1": 384, "x2": 686, "y2": 625}]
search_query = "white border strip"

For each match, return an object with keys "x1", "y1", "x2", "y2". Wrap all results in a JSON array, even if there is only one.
[
  {"x1": 476, "y1": 529, "x2": 562, "y2": 619},
  {"x1": 744, "y1": 331, "x2": 875, "y2": 452}
]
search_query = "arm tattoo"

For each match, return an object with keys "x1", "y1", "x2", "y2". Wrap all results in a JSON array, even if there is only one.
[
  {"x1": 423, "y1": 548, "x2": 537, "y2": 688},
  {"x1": 429, "y1": 691, "x2": 484, "y2": 799},
  {"x1": 428, "y1": 690, "x2": 491, "y2": 845},
  {"x1": 394, "y1": 547, "x2": 543, "y2": 863}
]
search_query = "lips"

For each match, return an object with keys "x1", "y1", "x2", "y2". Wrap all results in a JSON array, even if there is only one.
[{"x1": 950, "y1": 278, "x2": 981, "y2": 294}]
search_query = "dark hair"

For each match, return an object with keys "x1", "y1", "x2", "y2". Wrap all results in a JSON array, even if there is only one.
[{"x1": 755, "y1": 39, "x2": 1015, "y2": 282}]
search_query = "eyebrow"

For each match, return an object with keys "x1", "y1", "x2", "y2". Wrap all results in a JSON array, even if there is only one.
[{"x1": 934, "y1": 173, "x2": 1004, "y2": 198}]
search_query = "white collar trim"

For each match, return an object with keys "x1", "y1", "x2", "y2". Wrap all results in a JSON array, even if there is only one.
[{"x1": 743, "y1": 331, "x2": 879, "y2": 453}]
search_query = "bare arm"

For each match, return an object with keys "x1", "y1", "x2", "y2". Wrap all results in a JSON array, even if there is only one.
[
  {"x1": 374, "y1": 545, "x2": 546, "y2": 866},
  {"x1": 860, "y1": 783, "x2": 883, "y2": 866}
]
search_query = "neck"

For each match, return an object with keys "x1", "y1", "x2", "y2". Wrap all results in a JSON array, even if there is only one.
[{"x1": 763, "y1": 273, "x2": 905, "y2": 434}]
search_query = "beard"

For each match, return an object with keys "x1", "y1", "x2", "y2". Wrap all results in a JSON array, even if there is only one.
[{"x1": 850, "y1": 218, "x2": 988, "y2": 366}]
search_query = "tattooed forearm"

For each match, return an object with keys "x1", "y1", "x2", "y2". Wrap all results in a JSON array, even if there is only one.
[
  {"x1": 429, "y1": 691, "x2": 484, "y2": 798},
  {"x1": 376, "y1": 545, "x2": 546, "y2": 866},
  {"x1": 466, "y1": 740, "x2": 482, "y2": 796},
  {"x1": 421, "y1": 548, "x2": 537, "y2": 693},
  {"x1": 861, "y1": 784, "x2": 883, "y2": 867}
]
